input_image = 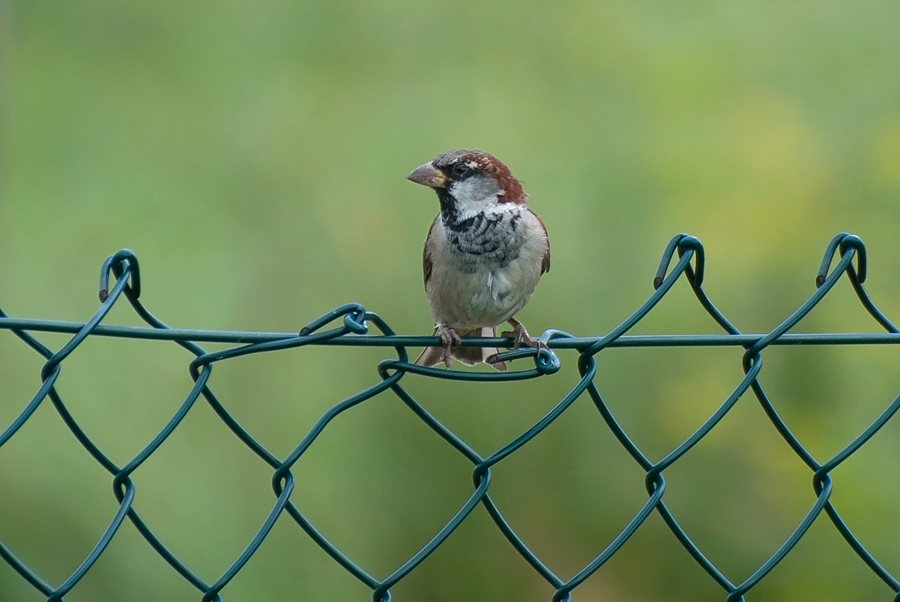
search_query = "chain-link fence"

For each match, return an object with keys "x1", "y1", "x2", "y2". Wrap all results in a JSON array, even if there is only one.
[{"x1": 1, "y1": 232, "x2": 899, "y2": 602}]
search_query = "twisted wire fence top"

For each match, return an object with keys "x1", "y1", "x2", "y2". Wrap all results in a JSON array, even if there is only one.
[{"x1": 1, "y1": 232, "x2": 899, "y2": 602}]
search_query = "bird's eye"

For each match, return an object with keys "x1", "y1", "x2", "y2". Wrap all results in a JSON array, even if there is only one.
[{"x1": 452, "y1": 163, "x2": 470, "y2": 177}]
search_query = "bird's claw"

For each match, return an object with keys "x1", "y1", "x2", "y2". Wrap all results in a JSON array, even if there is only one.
[
  {"x1": 436, "y1": 325, "x2": 462, "y2": 368},
  {"x1": 501, "y1": 320, "x2": 546, "y2": 353}
]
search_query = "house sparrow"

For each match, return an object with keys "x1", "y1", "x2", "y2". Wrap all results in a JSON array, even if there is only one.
[{"x1": 407, "y1": 149, "x2": 550, "y2": 371}]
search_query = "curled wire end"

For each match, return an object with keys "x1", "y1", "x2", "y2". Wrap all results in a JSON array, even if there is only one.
[
  {"x1": 532, "y1": 329, "x2": 569, "y2": 374},
  {"x1": 841, "y1": 235, "x2": 867, "y2": 284},
  {"x1": 816, "y1": 232, "x2": 847, "y2": 288},
  {"x1": 486, "y1": 345, "x2": 559, "y2": 375},
  {"x1": 99, "y1": 249, "x2": 141, "y2": 303},
  {"x1": 534, "y1": 345, "x2": 560, "y2": 374},
  {"x1": 816, "y1": 232, "x2": 866, "y2": 288},
  {"x1": 298, "y1": 303, "x2": 367, "y2": 337},
  {"x1": 653, "y1": 234, "x2": 684, "y2": 290},
  {"x1": 486, "y1": 328, "x2": 567, "y2": 375},
  {"x1": 653, "y1": 233, "x2": 705, "y2": 289}
]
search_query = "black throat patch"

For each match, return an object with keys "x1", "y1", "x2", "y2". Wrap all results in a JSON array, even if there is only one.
[{"x1": 435, "y1": 188, "x2": 461, "y2": 223}]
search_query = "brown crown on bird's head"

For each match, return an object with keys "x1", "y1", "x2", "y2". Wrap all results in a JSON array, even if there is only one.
[{"x1": 407, "y1": 149, "x2": 528, "y2": 207}]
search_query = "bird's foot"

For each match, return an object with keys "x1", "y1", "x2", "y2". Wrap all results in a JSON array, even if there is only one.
[
  {"x1": 501, "y1": 319, "x2": 547, "y2": 353},
  {"x1": 435, "y1": 324, "x2": 462, "y2": 368}
]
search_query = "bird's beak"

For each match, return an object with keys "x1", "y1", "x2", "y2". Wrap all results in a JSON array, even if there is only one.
[{"x1": 406, "y1": 162, "x2": 448, "y2": 188}]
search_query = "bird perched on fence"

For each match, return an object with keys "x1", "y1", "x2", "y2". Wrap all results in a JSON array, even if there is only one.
[{"x1": 407, "y1": 149, "x2": 550, "y2": 371}]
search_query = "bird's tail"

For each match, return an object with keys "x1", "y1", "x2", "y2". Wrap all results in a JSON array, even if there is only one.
[{"x1": 415, "y1": 326, "x2": 507, "y2": 371}]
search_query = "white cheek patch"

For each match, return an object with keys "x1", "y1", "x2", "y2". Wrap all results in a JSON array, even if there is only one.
[{"x1": 448, "y1": 177, "x2": 501, "y2": 218}]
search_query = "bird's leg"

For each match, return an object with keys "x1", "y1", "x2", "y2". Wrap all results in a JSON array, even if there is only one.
[
  {"x1": 501, "y1": 317, "x2": 546, "y2": 351},
  {"x1": 435, "y1": 324, "x2": 462, "y2": 368}
]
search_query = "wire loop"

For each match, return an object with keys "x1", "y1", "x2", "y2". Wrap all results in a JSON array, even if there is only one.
[
  {"x1": 654, "y1": 233, "x2": 705, "y2": 289},
  {"x1": 816, "y1": 232, "x2": 867, "y2": 287},
  {"x1": 99, "y1": 248, "x2": 141, "y2": 301}
]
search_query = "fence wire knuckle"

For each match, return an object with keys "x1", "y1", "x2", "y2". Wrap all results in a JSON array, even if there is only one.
[{"x1": 2, "y1": 231, "x2": 900, "y2": 601}]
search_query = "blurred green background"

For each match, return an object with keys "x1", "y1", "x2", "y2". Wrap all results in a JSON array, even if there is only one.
[{"x1": 2, "y1": 0, "x2": 900, "y2": 600}]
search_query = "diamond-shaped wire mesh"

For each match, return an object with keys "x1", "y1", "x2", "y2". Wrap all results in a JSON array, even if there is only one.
[{"x1": 1, "y1": 232, "x2": 899, "y2": 602}]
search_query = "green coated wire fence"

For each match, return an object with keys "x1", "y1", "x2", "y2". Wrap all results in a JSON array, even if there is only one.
[{"x1": 1, "y1": 232, "x2": 900, "y2": 602}]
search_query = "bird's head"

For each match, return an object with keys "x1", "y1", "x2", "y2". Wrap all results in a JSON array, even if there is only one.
[{"x1": 407, "y1": 150, "x2": 527, "y2": 219}]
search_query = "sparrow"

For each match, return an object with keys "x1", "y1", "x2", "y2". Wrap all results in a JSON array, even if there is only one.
[{"x1": 407, "y1": 149, "x2": 550, "y2": 371}]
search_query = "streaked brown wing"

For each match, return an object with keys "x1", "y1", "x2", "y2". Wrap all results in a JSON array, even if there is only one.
[
  {"x1": 423, "y1": 218, "x2": 436, "y2": 287},
  {"x1": 530, "y1": 209, "x2": 551, "y2": 274}
]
